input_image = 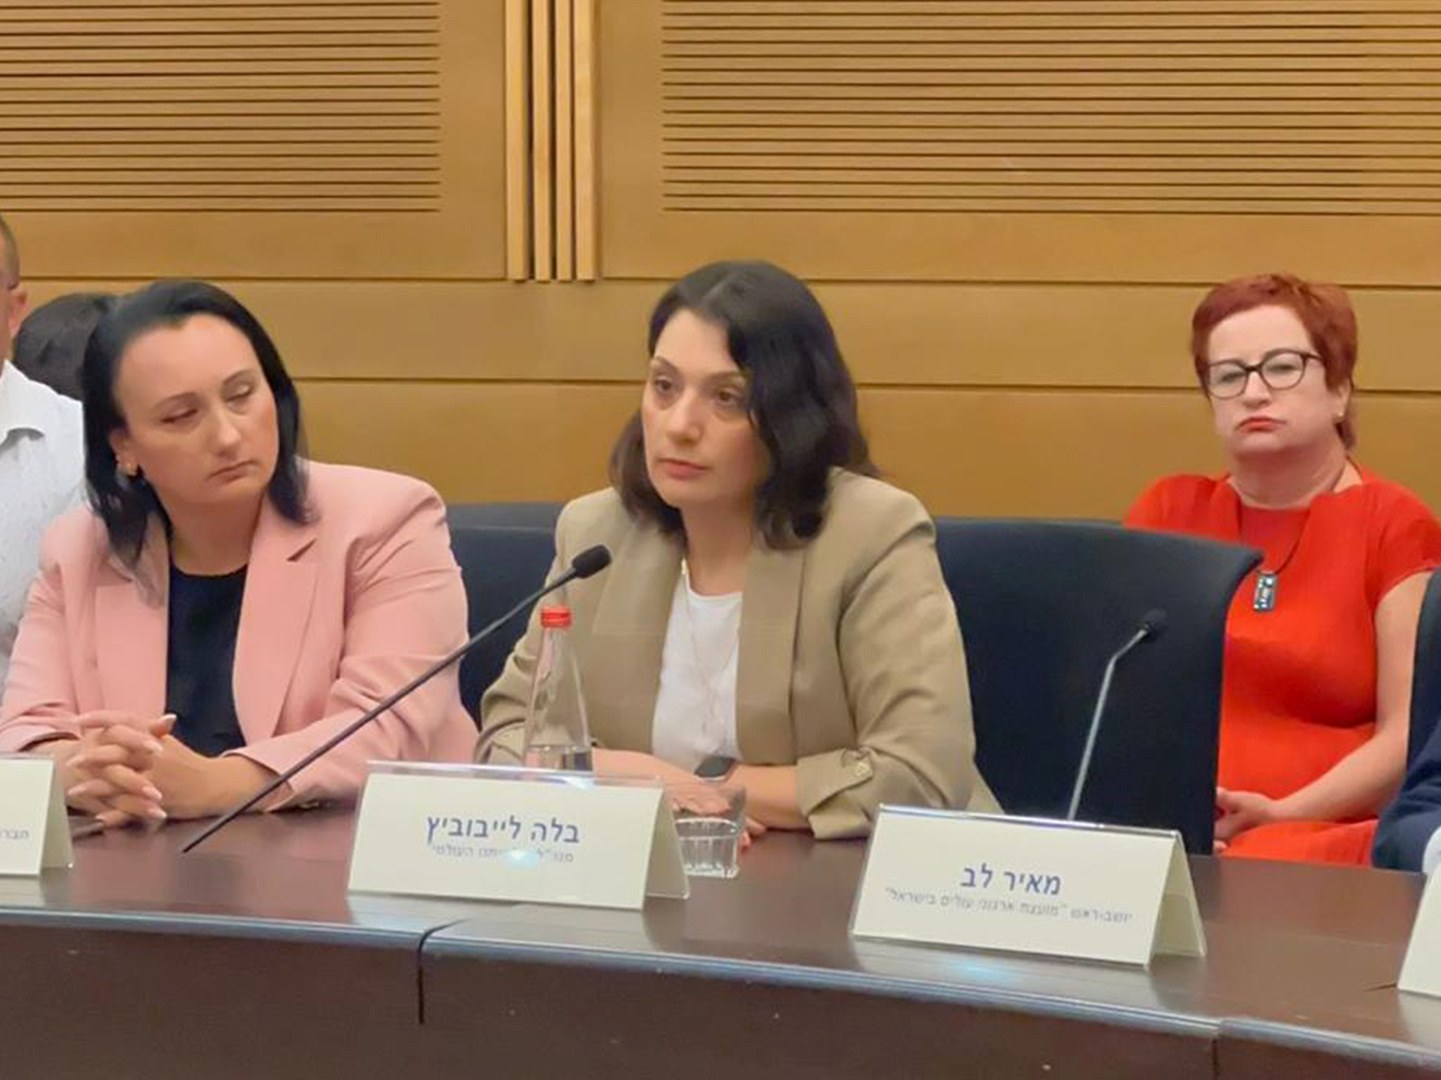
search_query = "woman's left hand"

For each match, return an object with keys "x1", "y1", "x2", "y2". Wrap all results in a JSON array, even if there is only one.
[
  {"x1": 149, "y1": 737, "x2": 274, "y2": 820},
  {"x1": 1214, "y1": 786, "x2": 1283, "y2": 844}
]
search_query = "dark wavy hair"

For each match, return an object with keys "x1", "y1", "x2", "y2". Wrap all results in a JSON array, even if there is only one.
[
  {"x1": 609, "y1": 260, "x2": 876, "y2": 547},
  {"x1": 82, "y1": 280, "x2": 309, "y2": 568}
]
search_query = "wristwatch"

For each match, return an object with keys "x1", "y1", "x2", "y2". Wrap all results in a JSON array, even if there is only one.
[{"x1": 693, "y1": 754, "x2": 738, "y2": 781}]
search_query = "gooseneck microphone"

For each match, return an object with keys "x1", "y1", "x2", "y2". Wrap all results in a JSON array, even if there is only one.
[
  {"x1": 1064, "y1": 608, "x2": 1168, "y2": 821},
  {"x1": 182, "y1": 544, "x2": 613, "y2": 853}
]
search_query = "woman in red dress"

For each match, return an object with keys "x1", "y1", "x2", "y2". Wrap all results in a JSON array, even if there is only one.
[{"x1": 1127, "y1": 273, "x2": 1441, "y2": 864}]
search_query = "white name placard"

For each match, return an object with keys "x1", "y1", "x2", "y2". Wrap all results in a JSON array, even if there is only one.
[
  {"x1": 850, "y1": 807, "x2": 1205, "y2": 968},
  {"x1": 1399, "y1": 870, "x2": 1441, "y2": 997},
  {"x1": 0, "y1": 755, "x2": 73, "y2": 876},
  {"x1": 348, "y1": 763, "x2": 689, "y2": 910}
]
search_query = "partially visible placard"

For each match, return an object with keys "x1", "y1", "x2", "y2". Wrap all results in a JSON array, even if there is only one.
[
  {"x1": 850, "y1": 807, "x2": 1204, "y2": 968},
  {"x1": 0, "y1": 755, "x2": 73, "y2": 876},
  {"x1": 1400, "y1": 870, "x2": 1441, "y2": 997},
  {"x1": 348, "y1": 764, "x2": 688, "y2": 910}
]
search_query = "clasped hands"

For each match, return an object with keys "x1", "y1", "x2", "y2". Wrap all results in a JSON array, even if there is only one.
[
  {"x1": 1213, "y1": 786, "x2": 1284, "y2": 854},
  {"x1": 57, "y1": 712, "x2": 271, "y2": 829}
]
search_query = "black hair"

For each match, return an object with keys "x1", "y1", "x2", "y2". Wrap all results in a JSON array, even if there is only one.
[{"x1": 82, "y1": 280, "x2": 309, "y2": 567}]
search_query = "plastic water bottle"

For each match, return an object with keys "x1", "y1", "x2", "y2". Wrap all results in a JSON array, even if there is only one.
[{"x1": 520, "y1": 605, "x2": 594, "y2": 771}]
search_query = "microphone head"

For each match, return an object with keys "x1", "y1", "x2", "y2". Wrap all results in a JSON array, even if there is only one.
[
  {"x1": 1140, "y1": 608, "x2": 1169, "y2": 640},
  {"x1": 569, "y1": 545, "x2": 612, "y2": 580}
]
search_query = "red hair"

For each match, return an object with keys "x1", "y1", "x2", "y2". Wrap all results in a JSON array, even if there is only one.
[{"x1": 1190, "y1": 272, "x2": 1358, "y2": 448}]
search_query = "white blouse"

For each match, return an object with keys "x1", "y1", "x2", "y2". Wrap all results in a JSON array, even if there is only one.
[{"x1": 650, "y1": 572, "x2": 741, "y2": 770}]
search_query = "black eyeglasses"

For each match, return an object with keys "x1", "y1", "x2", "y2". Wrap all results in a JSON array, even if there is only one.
[{"x1": 1203, "y1": 349, "x2": 1319, "y2": 399}]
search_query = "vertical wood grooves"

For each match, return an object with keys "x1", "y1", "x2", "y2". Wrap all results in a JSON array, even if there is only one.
[
  {"x1": 529, "y1": 0, "x2": 555, "y2": 280},
  {"x1": 505, "y1": 0, "x2": 531, "y2": 279},
  {"x1": 573, "y1": 0, "x2": 597, "y2": 280},
  {"x1": 509, "y1": 0, "x2": 596, "y2": 282},
  {"x1": 555, "y1": 0, "x2": 576, "y2": 280}
]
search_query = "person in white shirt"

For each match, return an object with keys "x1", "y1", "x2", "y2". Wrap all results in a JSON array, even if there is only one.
[{"x1": 0, "y1": 214, "x2": 84, "y2": 693}]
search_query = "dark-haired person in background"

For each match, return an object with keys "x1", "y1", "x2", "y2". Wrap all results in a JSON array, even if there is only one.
[
  {"x1": 13, "y1": 291, "x2": 116, "y2": 401},
  {"x1": 480, "y1": 260, "x2": 995, "y2": 838},
  {"x1": 0, "y1": 280, "x2": 477, "y2": 829},
  {"x1": 0, "y1": 212, "x2": 85, "y2": 698}
]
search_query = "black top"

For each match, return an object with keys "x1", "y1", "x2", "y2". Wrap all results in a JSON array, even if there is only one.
[{"x1": 165, "y1": 564, "x2": 248, "y2": 756}]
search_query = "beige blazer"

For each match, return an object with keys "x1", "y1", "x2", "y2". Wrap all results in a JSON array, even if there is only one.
[{"x1": 481, "y1": 470, "x2": 996, "y2": 838}]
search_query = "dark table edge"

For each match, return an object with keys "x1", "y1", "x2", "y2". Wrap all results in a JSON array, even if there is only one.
[
  {"x1": 0, "y1": 906, "x2": 435, "y2": 947},
  {"x1": 422, "y1": 934, "x2": 1218, "y2": 1040},
  {"x1": 1220, "y1": 1017, "x2": 1441, "y2": 1069}
]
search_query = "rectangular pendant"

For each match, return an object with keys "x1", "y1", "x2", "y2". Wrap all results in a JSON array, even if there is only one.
[{"x1": 1253, "y1": 571, "x2": 1278, "y2": 613}]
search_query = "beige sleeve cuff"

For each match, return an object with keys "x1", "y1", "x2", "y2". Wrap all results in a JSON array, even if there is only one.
[{"x1": 795, "y1": 747, "x2": 877, "y2": 840}]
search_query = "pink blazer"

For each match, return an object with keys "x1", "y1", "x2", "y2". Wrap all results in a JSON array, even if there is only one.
[{"x1": 0, "y1": 461, "x2": 478, "y2": 804}]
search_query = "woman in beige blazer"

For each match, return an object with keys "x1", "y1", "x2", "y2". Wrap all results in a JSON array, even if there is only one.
[{"x1": 481, "y1": 261, "x2": 995, "y2": 838}]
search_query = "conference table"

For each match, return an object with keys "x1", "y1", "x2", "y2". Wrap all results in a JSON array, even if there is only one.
[{"x1": 1, "y1": 809, "x2": 1439, "y2": 1080}]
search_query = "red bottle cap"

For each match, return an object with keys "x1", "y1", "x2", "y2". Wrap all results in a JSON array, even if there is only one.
[{"x1": 539, "y1": 605, "x2": 573, "y2": 629}]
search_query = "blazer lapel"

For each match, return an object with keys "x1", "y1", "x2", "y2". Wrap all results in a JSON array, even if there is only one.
[
  {"x1": 735, "y1": 542, "x2": 803, "y2": 763},
  {"x1": 232, "y1": 502, "x2": 319, "y2": 743},
  {"x1": 95, "y1": 527, "x2": 169, "y2": 718},
  {"x1": 584, "y1": 523, "x2": 679, "y2": 752}
]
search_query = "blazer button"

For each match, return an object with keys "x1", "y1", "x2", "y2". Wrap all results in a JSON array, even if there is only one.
[{"x1": 854, "y1": 761, "x2": 872, "y2": 778}]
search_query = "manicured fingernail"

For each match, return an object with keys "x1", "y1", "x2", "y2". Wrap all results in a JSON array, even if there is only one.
[
  {"x1": 145, "y1": 741, "x2": 164, "y2": 755},
  {"x1": 68, "y1": 783, "x2": 98, "y2": 799},
  {"x1": 142, "y1": 785, "x2": 163, "y2": 802},
  {"x1": 145, "y1": 805, "x2": 168, "y2": 822}
]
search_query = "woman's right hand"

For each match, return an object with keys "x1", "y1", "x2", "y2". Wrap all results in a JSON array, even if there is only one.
[{"x1": 60, "y1": 712, "x2": 173, "y2": 828}]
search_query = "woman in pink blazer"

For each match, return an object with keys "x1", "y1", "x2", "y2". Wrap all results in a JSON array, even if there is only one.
[{"x1": 0, "y1": 280, "x2": 477, "y2": 828}]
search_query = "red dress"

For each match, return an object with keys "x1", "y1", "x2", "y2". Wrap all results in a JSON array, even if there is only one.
[{"x1": 1126, "y1": 469, "x2": 1441, "y2": 864}]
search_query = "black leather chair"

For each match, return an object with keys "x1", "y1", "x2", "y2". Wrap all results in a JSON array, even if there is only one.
[
  {"x1": 447, "y1": 503, "x2": 562, "y2": 719},
  {"x1": 934, "y1": 518, "x2": 1260, "y2": 854},
  {"x1": 1408, "y1": 570, "x2": 1441, "y2": 771}
]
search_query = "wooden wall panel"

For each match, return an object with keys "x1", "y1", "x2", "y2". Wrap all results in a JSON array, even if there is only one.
[
  {"x1": 0, "y1": 0, "x2": 505, "y2": 279},
  {"x1": 295, "y1": 379, "x2": 1441, "y2": 520},
  {"x1": 13, "y1": 1, "x2": 1441, "y2": 525},
  {"x1": 28, "y1": 279, "x2": 1441, "y2": 392},
  {"x1": 867, "y1": 389, "x2": 1441, "y2": 518},
  {"x1": 296, "y1": 380, "x2": 633, "y2": 501},
  {"x1": 600, "y1": 1, "x2": 1441, "y2": 283}
]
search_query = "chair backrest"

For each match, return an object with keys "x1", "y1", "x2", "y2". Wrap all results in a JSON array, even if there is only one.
[
  {"x1": 447, "y1": 502, "x2": 562, "y2": 531},
  {"x1": 934, "y1": 518, "x2": 1259, "y2": 854},
  {"x1": 1408, "y1": 570, "x2": 1441, "y2": 771},
  {"x1": 447, "y1": 504, "x2": 562, "y2": 718}
]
